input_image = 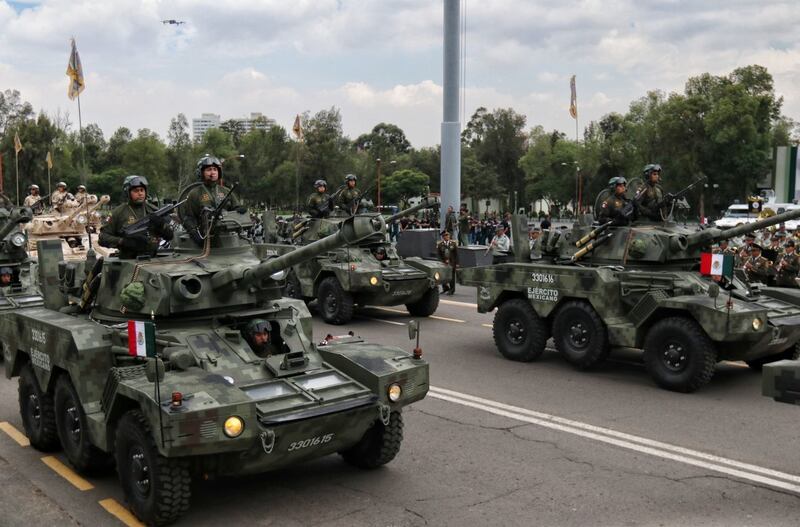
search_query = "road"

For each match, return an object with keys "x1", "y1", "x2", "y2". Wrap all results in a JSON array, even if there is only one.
[{"x1": 1, "y1": 285, "x2": 800, "y2": 526}]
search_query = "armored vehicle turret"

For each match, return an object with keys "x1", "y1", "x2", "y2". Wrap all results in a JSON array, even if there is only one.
[
  {"x1": 0, "y1": 206, "x2": 43, "y2": 314},
  {"x1": 2, "y1": 209, "x2": 429, "y2": 525},
  {"x1": 259, "y1": 197, "x2": 449, "y2": 324},
  {"x1": 26, "y1": 194, "x2": 111, "y2": 260},
  {"x1": 460, "y1": 207, "x2": 800, "y2": 393}
]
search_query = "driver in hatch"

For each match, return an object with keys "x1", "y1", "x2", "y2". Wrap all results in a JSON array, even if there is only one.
[{"x1": 243, "y1": 319, "x2": 281, "y2": 358}]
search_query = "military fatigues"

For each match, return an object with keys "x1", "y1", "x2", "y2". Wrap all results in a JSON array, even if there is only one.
[
  {"x1": 181, "y1": 183, "x2": 240, "y2": 238},
  {"x1": 74, "y1": 190, "x2": 89, "y2": 207},
  {"x1": 437, "y1": 238, "x2": 458, "y2": 294},
  {"x1": 638, "y1": 181, "x2": 665, "y2": 221},
  {"x1": 598, "y1": 194, "x2": 633, "y2": 225},
  {"x1": 444, "y1": 211, "x2": 457, "y2": 236},
  {"x1": 50, "y1": 189, "x2": 72, "y2": 211},
  {"x1": 307, "y1": 192, "x2": 333, "y2": 218},
  {"x1": 775, "y1": 252, "x2": 800, "y2": 288},
  {"x1": 458, "y1": 211, "x2": 470, "y2": 246},
  {"x1": 336, "y1": 188, "x2": 361, "y2": 215},
  {"x1": 744, "y1": 255, "x2": 771, "y2": 284},
  {"x1": 23, "y1": 194, "x2": 42, "y2": 210},
  {"x1": 99, "y1": 202, "x2": 174, "y2": 259}
]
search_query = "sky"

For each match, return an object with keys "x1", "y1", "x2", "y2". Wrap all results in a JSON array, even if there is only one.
[{"x1": 1, "y1": 0, "x2": 799, "y2": 148}]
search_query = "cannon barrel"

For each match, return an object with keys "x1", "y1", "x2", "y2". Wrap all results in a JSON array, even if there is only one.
[
  {"x1": 66, "y1": 194, "x2": 110, "y2": 222},
  {"x1": 212, "y1": 214, "x2": 386, "y2": 289},
  {"x1": 386, "y1": 196, "x2": 440, "y2": 223},
  {"x1": 686, "y1": 207, "x2": 800, "y2": 248},
  {"x1": 0, "y1": 208, "x2": 33, "y2": 242}
]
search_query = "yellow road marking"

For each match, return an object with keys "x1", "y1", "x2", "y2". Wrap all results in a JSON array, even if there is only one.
[
  {"x1": 430, "y1": 315, "x2": 465, "y2": 323},
  {"x1": 99, "y1": 498, "x2": 145, "y2": 527},
  {"x1": 481, "y1": 323, "x2": 493, "y2": 328},
  {"x1": 41, "y1": 456, "x2": 94, "y2": 491},
  {"x1": 0, "y1": 422, "x2": 30, "y2": 447}
]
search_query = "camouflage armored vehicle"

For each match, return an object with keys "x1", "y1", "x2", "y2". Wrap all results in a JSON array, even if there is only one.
[
  {"x1": 763, "y1": 358, "x2": 800, "y2": 404},
  {"x1": 26, "y1": 194, "x2": 112, "y2": 260},
  {"x1": 460, "y1": 207, "x2": 800, "y2": 393},
  {"x1": 2, "y1": 208, "x2": 429, "y2": 525},
  {"x1": 0, "y1": 205, "x2": 43, "y2": 315},
  {"x1": 258, "y1": 197, "x2": 450, "y2": 324}
]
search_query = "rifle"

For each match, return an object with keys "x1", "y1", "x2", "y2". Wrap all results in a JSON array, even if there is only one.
[
  {"x1": 122, "y1": 198, "x2": 187, "y2": 237},
  {"x1": 206, "y1": 182, "x2": 240, "y2": 226},
  {"x1": 30, "y1": 195, "x2": 50, "y2": 214},
  {"x1": 664, "y1": 176, "x2": 708, "y2": 205}
]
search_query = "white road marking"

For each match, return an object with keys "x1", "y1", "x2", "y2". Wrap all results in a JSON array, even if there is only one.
[
  {"x1": 440, "y1": 299, "x2": 478, "y2": 308},
  {"x1": 429, "y1": 386, "x2": 800, "y2": 492},
  {"x1": 360, "y1": 316, "x2": 405, "y2": 326}
]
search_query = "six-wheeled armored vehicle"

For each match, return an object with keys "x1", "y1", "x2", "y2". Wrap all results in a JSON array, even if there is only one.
[
  {"x1": 0, "y1": 205, "x2": 43, "y2": 317},
  {"x1": 2, "y1": 208, "x2": 429, "y2": 525}
]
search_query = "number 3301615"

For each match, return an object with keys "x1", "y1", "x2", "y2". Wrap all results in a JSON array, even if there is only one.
[{"x1": 288, "y1": 433, "x2": 334, "y2": 451}]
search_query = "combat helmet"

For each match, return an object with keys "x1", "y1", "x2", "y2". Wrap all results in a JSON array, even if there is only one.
[
  {"x1": 608, "y1": 176, "x2": 627, "y2": 188},
  {"x1": 196, "y1": 156, "x2": 223, "y2": 180},
  {"x1": 345, "y1": 174, "x2": 357, "y2": 183},
  {"x1": 314, "y1": 179, "x2": 328, "y2": 189},
  {"x1": 643, "y1": 164, "x2": 662, "y2": 177},
  {"x1": 122, "y1": 175, "x2": 149, "y2": 197}
]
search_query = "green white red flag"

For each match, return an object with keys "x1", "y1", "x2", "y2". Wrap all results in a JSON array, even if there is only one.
[
  {"x1": 128, "y1": 320, "x2": 156, "y2": 358},
  {"x1": 700, "y1": 253, "x2": 733, "y2": 279}
]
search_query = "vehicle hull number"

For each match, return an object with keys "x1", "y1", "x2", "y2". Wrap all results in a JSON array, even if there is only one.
[
  {"x1": 288, "y1": 433, "x2": 334, "y2": 452},
  {"x1": 530, "y1": 272, "x2": 555, "y2": 284}
]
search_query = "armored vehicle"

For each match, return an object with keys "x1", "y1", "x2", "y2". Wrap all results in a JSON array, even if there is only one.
[
  {"x1": 0, "y1": 205, "x2": 43, "y2": 315},
  {"x1": 258, "y1": 197, "x2": 450, "y2": 324},
  {"x1": 763, "y1": 359, "x2": 800, "y2": 404},
  {"x1": 2, "y1": 208, "x2": 429, "y2": 525},
  {"x1": 460, "y1": 207, "x2": 800, "y2": 393},
  {"x1": 26, "y1": 194, "x2": 111, "y2": 260}
]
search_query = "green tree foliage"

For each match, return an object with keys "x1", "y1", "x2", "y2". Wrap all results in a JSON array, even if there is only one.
[
  {"x1": 0, "y1": 89, "x2": 34, "y2": 136},
  {"x1": 380, "y1": 169, "x2": 429, "y2": 207},
  {"x1": 121, "y1": 129, "x2": 169, "y2": 197},
  {"x1": 166, "y1": 114, "x2": 194, "y2": 193},
  {"x1": 299, "y1": 107, "x2": 354, "y2": 192}
]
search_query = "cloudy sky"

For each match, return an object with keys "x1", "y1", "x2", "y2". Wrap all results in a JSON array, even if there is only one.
[{"x1": 1, "y1": 0, "x2": 799, "y2": 147}]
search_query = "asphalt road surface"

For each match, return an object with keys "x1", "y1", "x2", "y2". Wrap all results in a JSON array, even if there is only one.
[{"x1": 1, "y1": 285, "x2": 800, "y2": 526}]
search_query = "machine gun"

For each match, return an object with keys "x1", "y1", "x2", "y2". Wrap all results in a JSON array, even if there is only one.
[
  {"x1": 663, "y1": 176, "x2": 707, "y2": 205},
  {"x1": 122, "y1": 198, "x2": 187, "y2": 237},
  {"x1": 205, "y1": 182, "x2": 240, "y2": 228},
  {"x1": 30, "y1": 195, "x2": 50, "y2": 214}
]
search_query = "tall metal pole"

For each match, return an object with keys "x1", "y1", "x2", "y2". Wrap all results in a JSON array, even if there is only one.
[
  {"x1": 440, "y1": 0, "x2": 461, "y2": 228},
  {"x1": 376, "y1": 158, "x2": 382, "y2": 210},
  {"x1": 77, "y1": 94, "x2": 87, "y2": 185}
]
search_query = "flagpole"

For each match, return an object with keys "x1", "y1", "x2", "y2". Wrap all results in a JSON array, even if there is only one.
[
  {"x1": 14, "y1": 150, "x2": 19, "y2": 206},
  {"x1": 77, "y1": 94, "x2": 87, "y2": 186}
]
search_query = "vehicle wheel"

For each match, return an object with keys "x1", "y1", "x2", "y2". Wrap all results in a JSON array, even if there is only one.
[
  {"x1": 18, "y1": 363, "x2": 60, "y2": 451},
  {"x1": 115, "y1": 410, "x2": 191, "y2": 526},
  {"x1": 492, "y1": 299, "x2": 548, "y2": 362},
  {"x1": 745, "y1": 342, "x2": 800, "y2": 370},
  {"x1": 643, "y1": 317, "x2": 717, "y2": 393},
  {"x1": 283, "y1": 271, "x2": 303, "y2": 300},
  {"x1": 406, "y1": 288, "x2": 440, "y2": 317},
  {"x1": 317, "y1": 276, "x2": 354, "y2": 325},
  {"x1": 552, "y1": 300, "x2": 609, "y2": 369},
  {"x1": 340, "y1": 411, "x2": 403, "y2": 469},
  {"x1": 55, "y1": 376, "x2": 114, "y2": 474}
]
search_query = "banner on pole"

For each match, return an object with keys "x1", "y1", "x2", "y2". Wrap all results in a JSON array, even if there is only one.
[
  {"x1": 292, "y1": 114, "x2": 304, "y2": 141},
  {"x1": 700, "y1": 252, "x2": 734, "y2": 279},
  {"x1": 46, "y1": 151, "x2": 53, "y2": 170},
  {"x1": 13, "y1": 132, "x2": 22, "y2": 154},
  {"x1": 569, "y1": 75, "x2": 578, "y2": 120},
  {"x1": 66, "y1": 38, "x2": 85, "y2": 100}
]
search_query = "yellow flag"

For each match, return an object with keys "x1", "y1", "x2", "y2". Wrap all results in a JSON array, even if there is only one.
[
  {"x1": 292, "y1": 114, "x2": 304, "y2": 141},
  {"x1": 66, "y1": 38, "x2": 85, "y2": 100},
  {"x1": 14, "y1": 132, "x2": 22, "y2": 154},
  {"x1": 569, "y1": 75, "x2": 578, "y2": 120},
  {"x1": 46, "y1": 151, "x2": 53, "y2": 170}
]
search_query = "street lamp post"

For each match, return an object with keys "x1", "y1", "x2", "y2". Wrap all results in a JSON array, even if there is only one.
[
  {"x1": 376, "y1": 158, "x2": 382, "y2": 210},
  {"x1": 561, "y1": 161, "x2": 581, "y2": 214}
]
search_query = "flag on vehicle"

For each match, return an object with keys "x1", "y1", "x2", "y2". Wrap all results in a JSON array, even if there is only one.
[
  {"x1": 292, "y1": 114, "x2": 304, "y2": 141},
  {"x1": 13, "y1": 132, "x2": 22, "y2": 154},
  {"x1": 128, "y1": 320, "x2": 156, "y2": 358},
  {"x1": 66, "y1": 38, "x2": 85, "y2": 100},
  {"x1": 46, "y1": 151, "x2": 53, "y2": 170},
  {"x1": 569, "y1": 75, "x2": 578, "y2": 119},
  {"x1": 700, "y1": 252, "x2": 734, "y2": 278}
]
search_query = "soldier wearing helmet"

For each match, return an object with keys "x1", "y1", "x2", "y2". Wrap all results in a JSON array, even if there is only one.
[
  {"x1": 50, "y1": 181, "x2": 74, "y2": 212},
  {"x1": 0, "y1": 266, "x2": 13, "y2": 288},
  {"x1": 180, "y1": 156, "x2": 244, "y2": 245},
  {"x1": 99, "y1": 175, "x2": 174, "y2": 259},
  {"x1": 598, "y1": 176, "x2": 635, "y2": 225},
  {"x1": 74, "y1": 184, "x2": 90, "y2": 207},
  {"x1": 242, "y1": 319, "x2": 280, "y2": 358},
  {"x1": 336, "y1": 174, "x2": 361, "y2": 215},
  {"x1": 307, "y1": 179, "x2": 334, "y2": 218},
  {"x1": 23, "y1": 184, "x2": 43, "y2": 212},
  {"x1": 638, "y1": 163, "x2": 665, "y2": 221}
]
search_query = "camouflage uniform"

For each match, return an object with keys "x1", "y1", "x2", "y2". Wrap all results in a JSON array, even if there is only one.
[
  {"x1": 23, "y1": 194, "x2": 42, "y2": 209},
  {"x1": 458, "y1": 210, "x2": 470, "y2": 246},
  {"x1": 307, "y1": 191, "x2": 334, "y2": 218},
  {"x1": 638, "y1": 181, "x2": 665, "y2": 221},
  {"x1": 776, "y1": 251, "x2": 800, "y2": 288},
  {"x1": 50, "y1": 189, "x2": 72, "y2": 211},
  {"x1": 437, "y1": 237, "x2": 458, "y2": 294},
  {"x1": 181, "y1": 182, "x2": 240, "y2": 238},
  {"x1": 99, "y1": 201, "x2": 173, "y2": 259},
  {"x1": 444, "y1": 210, "x2": 457, "y2": 235},
  {"x1": 336, "y1": 187, "x2": 361, "y2": 214},
  {"x1": 598, "y1": 194, "x2": 633, "y2": 225},
  {"x1": 744, "y1": 254, "x2": 771, "y2": 283}
]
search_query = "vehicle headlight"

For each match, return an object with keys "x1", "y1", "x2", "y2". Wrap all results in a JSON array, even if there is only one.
[
  {"x1": 752, "y1": 318, "x2": 762, "y2": 331},
  {"x1": 270, "y1": 269, "x2": 286, "y2": 281},
  {"x1": 387, "y1": 383, "x2": 402, "y2": 402},
  {"x1": 76, "y1": 214, "x2": 88, "y2": 225},
  {"x1": 223, "y1": 416, "x2": 244, "y2": 438},
  {"x1": 9, "y1": 232, "x2": 26, "y2": 247},
  {"x1": 434, "y1": 272, "x2": 441, "y2": 281},
  {"x1": 369, "y1": 276, "x2": 379, "y2": 286}
]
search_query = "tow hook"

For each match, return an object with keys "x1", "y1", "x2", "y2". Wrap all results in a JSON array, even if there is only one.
[
  {"x1": 378, "y1": 403, "x2": 391, "y2": 426},
  {"x1": 259, "y1": 429, "x2": 275, "y2": 455}
]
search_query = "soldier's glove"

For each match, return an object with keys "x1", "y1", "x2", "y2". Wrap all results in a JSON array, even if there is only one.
[
  {"x1": 236, "y1": 206, "x2": 247, "y2": 214},
  {"x1": 120, "y1": 234, "x2": 149, "y2": 251},
  {"x1": 148, "y1": 213, "x2": 168, "y2": 230},
  {"x1": 189, "y1": 229, "x2": 204, "y2": 246}
]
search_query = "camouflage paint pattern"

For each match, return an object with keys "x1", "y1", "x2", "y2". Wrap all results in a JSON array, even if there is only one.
[{"x1": 762, "y1": 359, "x2": 800, "y2": 404}]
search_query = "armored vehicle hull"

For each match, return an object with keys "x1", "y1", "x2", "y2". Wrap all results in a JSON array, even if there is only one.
[{"x1": 25, "y1": 195, "x2": 112, "y2": 261}]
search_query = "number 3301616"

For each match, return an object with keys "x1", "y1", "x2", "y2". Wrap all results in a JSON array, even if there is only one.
[{"x1": 288, "y1": 433, "x2": 334, "y2": 451}]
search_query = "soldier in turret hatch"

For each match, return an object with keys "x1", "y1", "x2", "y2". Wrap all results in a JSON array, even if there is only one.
[
  {"x1": 0, "y1": 267, "x2": 13, "y2": 289},
  {"x1": 51, "y1": 181, "x2": 73, "y2": 212},
  {"x1": 307, "y1": 179, "x2": 334, "y2": 218},
  {"x1": 180, "y1": 156, "x2": 244, "y2": 245},
  {"x1": 243, "y1": 319, "x2": 281, "y2": 358},
  {"x1": 336, "y1": 174, "x2": 361, "y2": 215},
  {"x1": 598, "y1": 176, "x2": 635, "y2": 225},
  {"x1": 99, "y1": 176, "x2": 173, "y2": 259},
  {"x1": 24, "y1": 184, "x2": 43, "y2": 212},
  {"x1": 638, "y1": 164, "x2": 665, "y2": 221}
]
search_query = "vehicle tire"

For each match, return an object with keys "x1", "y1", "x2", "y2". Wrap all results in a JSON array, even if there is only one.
[
  {"x1": 643, "y1": 317, "x2": 717, "y2": 393},
  {"x1": 18, "y1": 363, "x2": 60, "y2": 451},
  {"x1": 317, "y1": 276, "x2": 354, "y2": 325},
  {"x1": 492, "y1": 299, "x2": 548, "y2": 362},
  {"x1": 115, "y1": 410, "x2": 191, "y2": 526},
  {"x1": 283, "y1": 271, "x2": 303, "y2": 300},
  {"x1": 745, "y1": 342, "x2": 800, "y2": 370},
  {"x1": 406, "y1": 288, "x2": 440, "y2": 317},
  {"x1": 54, "y1": 376, "x2": 114, "y2": 474},
  {"x1": 340, "y1": 411, "x2": 403, "y2": 469},
  {"x1": 552, "y1": 300, "x2": 609, "y2": 369}
]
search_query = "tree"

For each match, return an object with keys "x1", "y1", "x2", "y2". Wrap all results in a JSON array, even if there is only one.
[
  {"x1": 166, "y1": 114, "x2": 194, "y2": 192},
  {"x1": 0, "y1": 89, "x2": 34, "y2": 136},
  {"x1": 380, "y1": 169, "x2": 429, "y2": 207},
  {"x1": 220, "y1": 119, "x2": 246, "y2": 149},
  {"x1": 354, "y1": 122, "x2": 411, "y2": 163},
  {"x1": 299, "y1": 107, "x2": 353, "y2": 192},
  {"x1": 0, "y1": 113, "x2": 63, "y2": 203},
  {"x1": 121, "y1": 129, "x2": 169, "y2": 196}
]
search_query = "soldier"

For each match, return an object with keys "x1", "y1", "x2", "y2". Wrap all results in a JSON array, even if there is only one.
[
  {"x1": 529, "y1": 228, "x2": 542, "y2": 260},
  {"x1": 23, "y1": 184, "x2": 43, "y2": 212},
  {"x1": 336, "y1": 174, "x2": 361, "y2": 214},
  {"x1": 638, "y1": 164, "x2": 665, "y2": 221},
  {"x1": 444, "y1": 205, "x2": 457, "y2": 236},
  {"x1": 372, "y1": 246, "x2": 388, "y2": 262},
  {"x1": 242, "y1": 319, "x2": 281, "y2": 358},
  {"x1": 488, "y1": 225, "x2": 511, "y2": 264},
  {"x1": 598, "y1": 176, "x2": 635, "y2": 225},
  {"x1": 458, "y1": 204, "x2": 470, "y2": 246},
  {"x1": 737, "y1": 233, "x2": 756, "y2": 265},
  {"x1": 50, "y1": 181, "x2": 73, "y2": 212},
  {"x1": 766, "y1": 232, "x2": 786, "y2": 263},
  {"x1": 437, "y1": 230, "x2": 458, "y2": 295},
  {"x1": 743, "y1": 243, "x2": 772, "y2": 284},
  {"x1": 307, "y1": 179, "x2": 334, "y2": 219},
  {"x1": 775, "y1": 239, "x2": 800, "y2": 288},
  {"x1": 181, "y1": 156, "x2": 243, "y2": 245},
  {"x1": 0, "y1": 267, "x2": 12, "y2": 288},
  {"x1": 74, "y1": 185, "x2": 88, "y2": 207},
  {"x1": 99, "y1": 175, "x2": 174, "y2": 259}
]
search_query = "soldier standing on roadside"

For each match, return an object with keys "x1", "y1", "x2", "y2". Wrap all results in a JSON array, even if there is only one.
[
  {"x1": 437, "y1": 230, "x2": 458, "y2": 295},
  {"x1": 180, "y1": 156, "x2": 243, "y2": 245},
  {"x1": 444, "y1": 205, "x2": 457, "y2": 236},
  {"x1": 307, "y1": 179, "x2": 334, "y2": 219},
  {"x1": 458, "y1": 204, "x2": 470, "y2": 246}
]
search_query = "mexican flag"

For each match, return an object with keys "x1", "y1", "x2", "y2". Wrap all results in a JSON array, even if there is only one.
[
  {"x1": 700, "y1": 253, "x2": 734, "y2": 278},
  {"x1": 128, "y1": 320, "x2": 156, "y2": 358}
]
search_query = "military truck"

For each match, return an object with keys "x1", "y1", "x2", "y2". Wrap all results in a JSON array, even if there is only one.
[
  {"x1": 2, "y1": 208, "x2": 429, "y2": 525},
  {"x1": 460, "y1": 207, "x2": 800, "y2": 393},
  {"x1": 0, "y1": 205, "x2": 43, "y2": 316},
  {"x1": 258, "y1": 197, "x2": 450, "y2": 324},
  {"x1": 26, "y1": 194, "x2": 111, "y2": 260}
]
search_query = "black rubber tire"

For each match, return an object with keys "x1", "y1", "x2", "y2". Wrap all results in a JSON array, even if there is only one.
[
  {"x1": 115, "y1": 410, "x2": 191, "y2": 526},
  {"x1": 283, "y1": 271, "x2": 303, "y2": 300},
  {"x1": 643, "y1": 317, "x2": 717, "y2": 393},
  {"x1": 745, "y1": 342, "x2": 800, "y2": 370},
  {"x1": 493, "y1": 299, "x2": 548, "y2": 362},
  {"x1": 340, "y1": 411, "x2": 403, "y2": 469},
  {"x1": 552, "y1": 300, "x2": 609, "y2": 369},
  {"x1": 18, "y1": 363, "x2": 60, "y2": 451},
  {"x1": 406, "y1": 288, "x2": 440, "y2": 317},
  {"x1": 317, "y1": 276, "x2": 354, "y2": 325},
  {"x1": 54, "y1": 376, "x2": 114, "y2": 474}
]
